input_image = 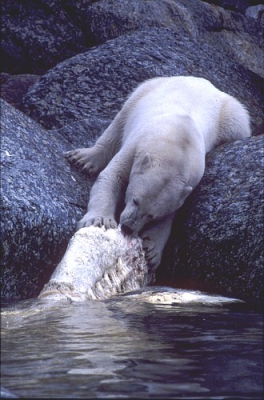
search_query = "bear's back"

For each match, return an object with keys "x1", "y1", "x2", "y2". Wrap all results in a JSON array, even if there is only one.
[{"x1": 122, "y1": 76, "x2": 228, "y2": 145}]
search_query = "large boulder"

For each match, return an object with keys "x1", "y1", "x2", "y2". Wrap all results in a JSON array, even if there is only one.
[
  {"x1": 0, "y1": 99, "x2": 93, "y2": 300},
  {"x1": 21, "y1": 26, "x2": 262, "y2": 130},
  {"x1": 1, "y1": 0, "x2": 263, "y2": 78},
  {"x1": 205, "y1": 0, "x2": 262, "y2": 14},
  {"x1": 82, "y1": 0, "x2": 263, "y2": 78},
  {"x1": 0, "y1": 72, "x2": 39, "y2": 109},
  {"x1": 157, "y1": 135, "x2": 264, "y2": 304},
  {"x1": 1, "y1": 0, "x2": 88, "y2": 74}
]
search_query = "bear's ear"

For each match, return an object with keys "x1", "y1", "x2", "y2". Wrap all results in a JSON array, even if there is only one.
[
  {"x1": 178, "y1": 186, "x2": 193, "y2": 208},
  {"x1": 134, "y1": 153, "x2": 152, "y2": 174}
]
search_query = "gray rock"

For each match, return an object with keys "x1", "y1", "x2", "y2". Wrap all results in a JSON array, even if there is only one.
[
  {"x1": 54, "y1": 116, "x2": 110, "y2": 149},
  {"x1": 84, "y1": 0, "x2": 263, "y2": 77},
  {"x1": 158, "y1": 135, "x2": 264, "y2": 304},
  {"x1": 204, "y1": 0, "x2": 257, "y2": 14},
  {"x1": 0, "y1": 99, "x2": 92, "y2": 300},
  {"x1": 1, "y1": 0, "x2": 88, "y2": 74},
  {"x1": 22, "y1": 27, "x2": 263, "y2": 130},
  {"x1": 2, "y1": 0, "x2": 263, "y2": 79},
  {"x1": 0, "y1": 72, "x2": 39, "y2": 109}
]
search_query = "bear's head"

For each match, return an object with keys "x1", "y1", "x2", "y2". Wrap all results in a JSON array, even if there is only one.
[{"x1": 120, "y1": 153, "x2": 192, "y2": 234}]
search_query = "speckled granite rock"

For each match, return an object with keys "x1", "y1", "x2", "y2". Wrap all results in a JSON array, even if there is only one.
[
  {"x1": 84, "y1": 0, "x2": 263, "y2": 77},
  {"x1": 22, "y1": 27, "x2": 263, "y2": 130},
  {"x1": 1, "y1": 0, "x2": 87, "y2": 74},
  {"x1": 157, "y1": 135, "x2": 264, "y2": 304},
  {"x1": 2, "y1": 0, "x2": 263, "y2": 79},
  {"x1": 0, "y1": 99, "x2": 92, "y2": 300},
  {"x1": 205, "y1": 0, "x2": 261, "y2": 14},
  {"x1": 54, "y1": 116, "x2": 110, "y2": 150},
  {"x1": 0, "y1": 72, "x2": 39, "y2": 109},
  {"x1": 245, "y1": 4, "x2": 264, "y2": 21}
]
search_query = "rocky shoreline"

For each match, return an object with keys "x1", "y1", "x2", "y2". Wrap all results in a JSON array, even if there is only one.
[{"x1": 1, "y1": 0, "x2": 263, "y2": 303}]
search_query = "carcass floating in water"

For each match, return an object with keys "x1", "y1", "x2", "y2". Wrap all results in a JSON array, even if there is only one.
[
  {"x1": 38, "y1": 226, "x2": 243, "y2": 306},
  {"x1": 122, "y1": 287, "x2": 244, "y2": 306},
  {"x1": 1, "y1": 226, "x2": 243, "y2": 327},
  {"x1": 39, "y1": 226, "x2": 152, "y2": 301}
]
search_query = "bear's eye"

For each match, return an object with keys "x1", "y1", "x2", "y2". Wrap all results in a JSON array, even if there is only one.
[
  {"x1": 133, "y1": 197, "x2": 140, "y2": 206},
  {"x1": 147, "y1": 214, "x2": 153, "y2": 220}
]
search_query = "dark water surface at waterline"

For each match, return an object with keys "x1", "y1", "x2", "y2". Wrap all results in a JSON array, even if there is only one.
[{"x1": 1, "y1": 290, "x2": 263, "y2": 399}]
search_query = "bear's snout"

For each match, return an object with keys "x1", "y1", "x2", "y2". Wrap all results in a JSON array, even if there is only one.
[
  {"x1": 120, "y1": 210, "x2": 140, "y2": 235},
  {"x1": 121, "y1": 223, "x2": 134, "y2": 235}
]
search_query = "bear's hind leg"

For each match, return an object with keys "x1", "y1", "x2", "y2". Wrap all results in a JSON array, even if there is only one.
[
  {"x1": 65, "y1": 78, "x2": 162, "y2": 176},
  {"x1": 218, "y1": 97, "x2": 251, "y2": 144},
  {"x1": 64, "y1": 146, "x2": 107, "y2": 177},
  {"x1": 65, "y1": 107, "x2": 128, "y2": 177}
]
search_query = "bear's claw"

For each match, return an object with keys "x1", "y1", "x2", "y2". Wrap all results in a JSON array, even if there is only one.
[
  {"x1": 77, "y1": 215, "x2": 117, "y2": 231},
  {"x1": 142, "y1": 239, "x2": 161, "y2": 271}
]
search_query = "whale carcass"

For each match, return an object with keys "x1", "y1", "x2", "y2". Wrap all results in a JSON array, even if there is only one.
[{"x1": 39, "y1": 226, "x2": 152, "y2": 301}]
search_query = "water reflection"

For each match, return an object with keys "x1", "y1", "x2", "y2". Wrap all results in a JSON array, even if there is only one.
[{"x1": 1, "y1": 289, "x2": 263, "y2": 399}]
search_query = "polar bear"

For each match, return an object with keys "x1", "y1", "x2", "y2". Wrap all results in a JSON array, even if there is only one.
[{"x1": 65, "y1": 76, "x2": 251, "y2": 271}]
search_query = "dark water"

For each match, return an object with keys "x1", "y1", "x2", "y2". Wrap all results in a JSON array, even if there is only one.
[{"x1": 1, "y1": 289, "x2": 263, "y2": 399}]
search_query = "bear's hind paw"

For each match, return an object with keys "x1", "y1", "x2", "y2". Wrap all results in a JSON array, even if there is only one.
[{"x1": 64, "y1": 148, "x2": 102, "y2": 177}]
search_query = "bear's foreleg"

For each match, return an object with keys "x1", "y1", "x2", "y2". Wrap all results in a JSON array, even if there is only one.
[
  {"x1": 139, "y1": 214, "x2": 175, "y2": 271},
  {"x1": 77, "y1": 148, "x2": 134, "y2": 230}
]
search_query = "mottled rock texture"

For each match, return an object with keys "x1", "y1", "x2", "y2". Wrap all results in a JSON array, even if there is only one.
[
  {"x1": 0, "y1": 99, "x2": 92, "y2": 299},
  {"x1": 157, "y1": 135, "x2": 264, "y2": 303},
  {"x1": 1, "y1": 0, "x2": 263, "y2": 303},
  {"x1": 1, "y1": 0, "x2": 88, "y2": 74},
  {"x1": 2, "y1": 0, "x2": 263, "y2": 77},
  {"x1": 20, "y1": 2, "x2": 263, "y2": 130},
  {"x1": 21, "y1": 27, "x2": 262, "y2": 131},
  {"x1": 0, "y1": 72, "x2": 39, "y2": 109}
]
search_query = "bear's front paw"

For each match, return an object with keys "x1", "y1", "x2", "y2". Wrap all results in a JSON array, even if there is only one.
[
  {"x1": 100, "y1": 217, "x2": 118, "y2": 230},
  {"x1": 142, "y1": 238, "x2": 161, "y2": 271},
  {"x1": 64, "y1": 148, "x2": 102, "y2": 177},
  {"x1": 77, "y1": 214, "x2": 117, "y2": 231}
]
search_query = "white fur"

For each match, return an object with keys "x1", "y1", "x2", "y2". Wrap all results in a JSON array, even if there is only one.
[{"x1": 65, "y1": 76, "x2": 251, "y2": 271}]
